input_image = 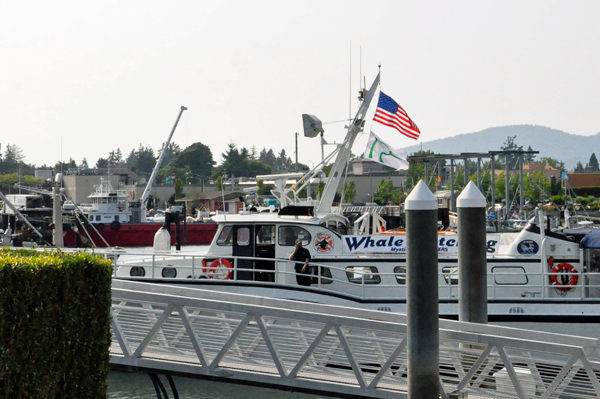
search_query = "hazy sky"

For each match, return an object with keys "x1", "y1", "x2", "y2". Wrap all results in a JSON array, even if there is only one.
[{"x1": 1, "y1": 1, "x2": 599, "y2": 171}]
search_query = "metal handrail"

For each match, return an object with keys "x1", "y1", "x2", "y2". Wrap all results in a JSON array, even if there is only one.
[
  {"x1": 111, "y1": 280, "x2": 600, "y2": 399},
  {"x1": 109, "y1": 251, "x2": 598, "y2": 302}
]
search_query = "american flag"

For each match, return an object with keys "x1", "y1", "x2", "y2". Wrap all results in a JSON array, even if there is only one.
[{"x1": 373, "y1": 91, "x2": 420, "y2": 140}]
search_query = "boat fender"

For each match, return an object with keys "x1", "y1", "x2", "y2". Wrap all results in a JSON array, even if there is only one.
[
  {"x1": 111, "y1": 220, "x2": 121, "y2": 231},
  {"x1": 550, "y1": 263, "x2": 578, "y2": 291},
  {"x1": 97, "y1": 223, "x2": 105, "y2": 231},
  {"x1": 207, "y1": 259, "x2": 233, "y2": 280}
]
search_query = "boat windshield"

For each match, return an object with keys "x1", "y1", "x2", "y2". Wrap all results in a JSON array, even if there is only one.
[{"x1": 216, "y1": 226, "x2": 233, "y2": 245}]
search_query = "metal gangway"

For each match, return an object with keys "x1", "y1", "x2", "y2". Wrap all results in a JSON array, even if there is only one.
[{"x1": 111, "y1": 280, "x2": 600, "y2": 398}]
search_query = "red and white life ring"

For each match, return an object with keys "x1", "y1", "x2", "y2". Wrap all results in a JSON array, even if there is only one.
[
  {"x1": 202, "y1": 259, "x2": 232, "y2": 280},
  {"x1": 314, "y1": 233, "x2": 334, "y2": 253},
  {"x1": 550, "y1": 262, "x2": 579, "y2": 291},
  {"x1": 129, "y1": 191, "x2": 135, "y2": 200}
]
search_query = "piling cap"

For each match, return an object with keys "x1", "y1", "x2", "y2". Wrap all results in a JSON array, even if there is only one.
[
  {"x1": 457, "y1": 181, "x2": 486, "y2": 208},
  {"x1": 153, "y1": 226, "x2": 172, "y2": 252},
  {"x1": 405, "y1": 180, "x2": 437, "y2": 210}
]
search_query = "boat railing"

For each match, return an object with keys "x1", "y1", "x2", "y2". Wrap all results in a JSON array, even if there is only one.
[{"x1": 107, "y1": 251, "x2": 599, "y2": 302}]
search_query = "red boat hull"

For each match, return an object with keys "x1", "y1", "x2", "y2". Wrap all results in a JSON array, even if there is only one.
[{"x1": 63, "y1": 222, "x2": 218, "y2": 248}]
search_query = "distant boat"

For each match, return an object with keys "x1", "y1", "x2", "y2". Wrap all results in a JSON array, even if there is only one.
[{"x1": 62, "y1": 178, "x2": 217, "y2": 248}]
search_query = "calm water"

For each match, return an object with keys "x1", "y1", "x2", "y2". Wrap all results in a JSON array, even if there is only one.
[{"x1": 107, "y1": 371, "x2": 327, "y2": 399}]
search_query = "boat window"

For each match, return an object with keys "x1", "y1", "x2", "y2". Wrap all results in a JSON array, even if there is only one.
[
  {"x1": 216, "y1": 226, "x2": 233, "y2": 246},
  {"x1": 96, "y1": 215, "x2": 101, "y2": 221},
  {"x1": 492, "y1": 266, "x2": 528, "y2": 285},
  {"x1": 587, "y1": 249, "x2": 600, "y2": 273},
  {"x1": 161, "y1": 267, "x2": 177, "y2": 278},
  {"x1": 256, "y1": 225, "x2": 275, "y2": 245},
  {"x1": 442, "y1": 266, "x2": 459, "y2": 285},
  {"x1": 130, "y1": 267, "x2": 145, "y2": 277},
  {"x1": 310, "y1": 266, "x2": 333, "y2": 285},
  {"x1": 236, "y1": 227, "x2": 250, "y2": 246},
  {"x1": 278, "y1": 226, "x2": 311, "y2": 246},
  {"x1": 394, "y1": 266, "x2": 406, "y2": 285},
  {"x1": 345, "y1": 266, "x2": 381, "y2": 284},
  {"x1": 115, "y1": 215, "x2": 119, "y2": 222}
]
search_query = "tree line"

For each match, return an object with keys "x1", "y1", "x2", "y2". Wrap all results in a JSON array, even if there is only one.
[
  {"x1": 1, "y1": 135, "x2": 599, "y2": 209},
  {"x1": 0, "y1": 140, "x2": 304, "y2": 191}
]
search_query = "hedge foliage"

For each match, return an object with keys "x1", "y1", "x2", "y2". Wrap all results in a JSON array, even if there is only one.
[{"x1": 0, "y1": 249, "x2": 113, "y2": 399}]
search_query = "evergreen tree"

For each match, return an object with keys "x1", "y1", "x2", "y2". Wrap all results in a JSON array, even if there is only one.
[
  {"x1": 259, "y1": 148, "x2": 276, "y2": 168},
  {"x1": 575, "y1": 161, "x2": 584, "y2": 173},
  {"x1": 96, "y1": 157, "x2": 108, "y2": 168},
  {"x1": 589, "y1": 153, "x2": 599, "y2": 171},
  {"x1": 170, "y1": 142, "x2": 215, "y2": 180},
  {"x1": 212, "y1": 142, "x2": 271, "y2": 179},
  {"x1": 108, "y1": 148, "x2": 124, "y2": 166},
  {"x1": 126, "y1": 144, "x2": 156, "y2": 174},
  {"x1": 54, "y1": 158, "x2": 78, "y2": 173},
  {"x1": 524, "y1": 146, "x2": 536, "y2": 162},
  {"x1": 157, "y1": 142, "x2": 181, "y2": 166},
  {"x1": 500, "y1": 136, "x2": 523, "y2": 169}
]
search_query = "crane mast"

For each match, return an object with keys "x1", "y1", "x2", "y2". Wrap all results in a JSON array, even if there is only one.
[{"x1": 139, "y1": 106, "x2": 187, "y2": 222}]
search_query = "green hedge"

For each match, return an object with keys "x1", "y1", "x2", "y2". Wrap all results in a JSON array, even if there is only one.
[{"x1": 0, "y1": 249, "x2": 112, "y2": 399}]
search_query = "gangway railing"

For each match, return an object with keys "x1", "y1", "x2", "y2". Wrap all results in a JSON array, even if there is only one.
[
  {"x1": 111, "y1": 280, "x2": 600, "y2": 399},
  {"x1": 107, "y1": 251, "x2": 600, "y2": 302}
]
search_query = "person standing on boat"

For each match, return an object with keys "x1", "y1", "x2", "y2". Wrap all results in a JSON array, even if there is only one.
[{"x1": 289, "y1": 239, "x2": 311, "y2": 286}]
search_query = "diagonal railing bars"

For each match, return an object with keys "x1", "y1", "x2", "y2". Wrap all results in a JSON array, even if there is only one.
[{"x1": 111, "y1": 280, "x2": 600, "y2": 399}]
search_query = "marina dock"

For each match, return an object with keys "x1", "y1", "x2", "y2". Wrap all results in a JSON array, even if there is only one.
[{"x1": 110, "y1": 280, "x2": 600, "y2": 398}]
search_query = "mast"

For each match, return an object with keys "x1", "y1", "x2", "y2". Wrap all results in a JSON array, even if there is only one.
[
  {"x1": 140, "y1": 106, "x2": 187, "y2": 222},
  {"x1": 316, "y1": 72, "x2": 380, "y2": 214}
]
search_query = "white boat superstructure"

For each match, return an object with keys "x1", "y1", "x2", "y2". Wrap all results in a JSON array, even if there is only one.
[
  {"x1": 112, "y1": 208, "x2": 600, "y2": 334},
  {"x1": 112, "y1": 70, "x2": 600, "y2": 340},
  {"x1": 79, "y1": 177, "x2": 131, "y2": 225}
]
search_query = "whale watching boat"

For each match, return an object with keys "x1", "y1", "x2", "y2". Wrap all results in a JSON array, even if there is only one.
[{"x1": 113, "y1": 72, "x2": 600, "y2": 339}]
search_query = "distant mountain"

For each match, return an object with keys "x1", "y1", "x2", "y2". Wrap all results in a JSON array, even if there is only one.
[{"x1": 401, "y1": 125, "x2": 600, "y2": 170}]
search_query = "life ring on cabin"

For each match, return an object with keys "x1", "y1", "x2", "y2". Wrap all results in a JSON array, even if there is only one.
[
  {"x1": 202, "y1": 259, "x2": 232, "y2": 280},
  {"x1": 314, "y1": 233, "x2": 334, "y2": 253},
  {"x1": 111, "y1": 221, "x2": 121, "y2": 231},
  {"x1": 550, "y1": 263, "x2": 579, "y2": 291},
  {"x1": 96, "y1": 223, "x2": 105, "y2": 231},
  {"x1": 130, "y1": 191, "x2": 135, "y2": 200}
]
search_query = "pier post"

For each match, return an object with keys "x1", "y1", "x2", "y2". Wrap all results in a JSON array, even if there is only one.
[
  {"x1": 174, "y1": 212, "x2": 181, "y2": 251},
  {"x1": 53, "y1": 174, "x2": 64, "y2": 247},
  {"x1": 405, "y1": 180, "x2": 439, "y2": 399},
  {"x1": 457, "y1": 181, "x2": 488, "y2": 323}
]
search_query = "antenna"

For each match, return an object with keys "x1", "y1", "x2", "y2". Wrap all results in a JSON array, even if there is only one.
[
  {"x1": 349, "y1": 41, "x2": 352, "y2": 120},
  {"x1": 360, "y1": 46, "x2": 362, "y2": 90}
]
